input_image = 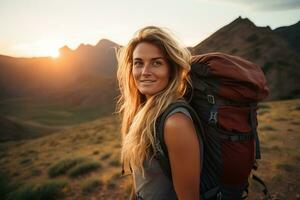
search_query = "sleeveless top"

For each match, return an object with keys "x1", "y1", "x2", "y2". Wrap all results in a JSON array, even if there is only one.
[{"x1": 133, "y1": 107, "x2": 192, "y2": 200}]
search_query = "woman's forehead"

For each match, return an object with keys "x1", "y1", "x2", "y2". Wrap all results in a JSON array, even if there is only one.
[{"x1": 133, "y1": 42, "x2": 165, "y2": 59}]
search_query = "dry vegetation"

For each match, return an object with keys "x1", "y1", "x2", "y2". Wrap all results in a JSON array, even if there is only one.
[
  {"x1": 248, "y1": 99, "x2": 300, "y2": 200},
  {"x1": 1, "y1": 99, "x2": 300, "y2": 199},
  {"x1": 0, "y1": 114, "x2": 131, "y2": 200}
]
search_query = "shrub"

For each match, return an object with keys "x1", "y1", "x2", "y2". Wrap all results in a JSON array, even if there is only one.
[
  {"x1": 258, "y1": 103, "x2": 270, "y2": 109},
  {"x1": 100, "y1": 153, "x2": 111, "y2": 160},
  {"x1": 48, "y1": 157, "x2": 86, "y2": 177},
  {"x1": 109, "y1": 159, "x2": 121, "y2": 167},
  {"x1": 0, "y1": 172, "x2": 20, "y2": 200},
  {"x1": 291, "y1": 121, "x2": 300, "y2": 125},
  {"x1": 68, "y1": 161, "x2": 101, "y2": 178},
  {"x1": 31, "y1": 169, "x2": 42, "y2": 176},
  {"x1": 19, "y1": 158, "x2": 32, "y2": 165},
  {"x1": 81, "y1": 178, "x2": 103, "y2": 194},
  {"x1": 273, "y1": 117, "x2": 288, "y2": 121},
  {"x1": 258, "y1": 110, "x2": 269, "y2": 115},
  {"x1": 260, "y1": 125, "x2": 276, "y2": 131},
  {"x1": 106, "y1": 181, "x2": 116, "y2": 189},
  {"x1": 6, "y1": 179, "x2": 67, "y2": 200},
  {"x1": 276, "y1": 163, "x2": 294, "y2": 172}
]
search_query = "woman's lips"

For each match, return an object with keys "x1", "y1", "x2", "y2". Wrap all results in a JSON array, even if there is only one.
[
  {"x1": 140, "y1": 80, "x2": 156, "y2": 82},
  {"x1": 139, "y1": 80, "x2": 156, "y2": 85}
]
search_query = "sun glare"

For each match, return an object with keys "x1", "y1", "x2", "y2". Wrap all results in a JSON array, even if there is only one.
[
  {"x1": 11, "y1": 39, "x2": 64, "y2": 58},
  {"x1": 50, "y1": 49, "x2": 60, "y2": 58}
]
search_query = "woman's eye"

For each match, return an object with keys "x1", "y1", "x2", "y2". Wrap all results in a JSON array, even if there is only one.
[
  {"x1": 153, "y1": 61, "x2": 162, "y2": 66},
  {"x1": 133, "y1": 61, "x2": 143, "y2": 67}
]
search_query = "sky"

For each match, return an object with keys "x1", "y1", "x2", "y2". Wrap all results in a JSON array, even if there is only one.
[{"x1": 0, "y1": 0, "x2": 300, "y2": 57}]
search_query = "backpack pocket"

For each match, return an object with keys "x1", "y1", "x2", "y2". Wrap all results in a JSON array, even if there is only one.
[{"x1": 217, "y1": 105, "x2": 253, "y2": 133}]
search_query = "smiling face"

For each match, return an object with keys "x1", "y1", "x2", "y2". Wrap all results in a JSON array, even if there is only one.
[{"x1": 132, "y1": 42, "x2": 171, "y2": 99}]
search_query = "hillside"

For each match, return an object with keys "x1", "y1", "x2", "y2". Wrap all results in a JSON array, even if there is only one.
[
  {"x1": 0, "y1": 99, "x2": 300, "y2": 199},
  {"x1": 192, "y1": 17, "x2": 300, "y2": 100},
  {"x1": 274, "y1": 21, "x2": 300, "y2": 53},
  {"x1": 0, "y1": 39, "x2": 120, "y2": 141},
  {"x1": 0, "y1": 114, "x2": 130, "y2": 200},
  {"x1": 1, "y1": 17, "x2": 300, "y2": 142},
  {"x1": 0, "y1": 39, "x2": 119, "y2": 101},
  {"x1": 0, "y1": 116, "x2": 61, "y2": 142}
]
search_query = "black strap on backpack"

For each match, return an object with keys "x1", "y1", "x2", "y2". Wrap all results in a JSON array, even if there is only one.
[
  {"x1": 154, "y1": 100, "x2": 272, "y2": 200},
  {"x1": 155, "y1": 100, "x2": 206, "y2": 181}
]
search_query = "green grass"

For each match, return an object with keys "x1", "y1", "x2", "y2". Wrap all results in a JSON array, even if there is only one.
[
  {"x1": 68, "y1": 161, "x2": 102, "y2": 178},
  {"x1": 19, "y1": 158, "x2": 32, "y2": 165},
  {"x1": 0, "y1": 100, "x2": 108, "y2": 126},
  {"x1": 100, "y1": 153, "x2": 111, "y2": 160},
  {"x1": 258, "y1": 110, "x2": 269, "y2": 115},
  {"x1": 6, "y1": 179, "x2": 67, "y2": 200},
  {"x1": 109, "y1": 159, "x2": 121, "y2": 167},
  {"x1": 260, "y1": 125, "x2": 276, "y2": 131},
  {"x1": 31, "y1": 169, "x2": 42, "y2": 177},
  {"x1": 48, "y1": 157, "x2": 87, "y2": 177},
  {"x1": 258, "y1": 103, "x2": 271, "y2": 109},
  {"x1": 276, "y1": 163, "x2": 295, "y2": 172},
  {"x1": 0, "y1": 172, "x2": 21, "y2": 200},
  {"x1": 81, "y1": 178, "x2": 103, "y2": 194},
  {"x1": 273, "y1": 117, "x2": 289, "y2": 121}
]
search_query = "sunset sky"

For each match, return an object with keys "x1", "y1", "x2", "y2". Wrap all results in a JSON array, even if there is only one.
[{"x1": 1, "y1": 0, "x2": 300, "y2": 57}]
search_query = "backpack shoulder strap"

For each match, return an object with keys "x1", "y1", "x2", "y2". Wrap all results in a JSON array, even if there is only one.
[{"x1": 155, "y1": 100, "x2": 205, "y2": 180}]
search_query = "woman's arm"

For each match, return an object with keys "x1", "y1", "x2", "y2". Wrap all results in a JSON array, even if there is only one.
[{"x1": 164, "y1": 112, "x2": 200, "y2": 200}]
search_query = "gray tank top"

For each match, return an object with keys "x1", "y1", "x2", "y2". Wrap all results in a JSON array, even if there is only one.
[{"x1": 133, "y1": 107, "x2": 192, "y2": 200}]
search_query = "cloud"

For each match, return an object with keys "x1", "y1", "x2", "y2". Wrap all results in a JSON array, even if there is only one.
[{"x1": 197, "y1": 0, "x2": 300, "y2": 11}]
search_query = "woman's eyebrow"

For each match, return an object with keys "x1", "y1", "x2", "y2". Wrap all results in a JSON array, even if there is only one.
[
  {"x1": 151, "y1": 57, "x2": 164, "y2": 60},
  {"x1": 133, "y1": 57, "x2": 164, "y2": 61}
]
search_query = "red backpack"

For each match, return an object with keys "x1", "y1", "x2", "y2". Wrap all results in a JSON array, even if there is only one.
[{"x1": 155, "y1": 52, "x2": 270, "y2": 199}]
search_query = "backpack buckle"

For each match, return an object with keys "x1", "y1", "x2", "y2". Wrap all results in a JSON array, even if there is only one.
[
  {"x1": 217, "y1": 191, "x2": 222, "y2": 200},
  {"x1": 208, "y1": 111, "x2": 218, "y2": 124},
  {"x1": 207, "y1": 95, "x2": 215, "y2": 104}
]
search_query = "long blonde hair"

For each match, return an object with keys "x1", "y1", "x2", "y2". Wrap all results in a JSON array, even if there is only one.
[{"x1": 116, "y1": 26, "x2": 191, "y2": 174}]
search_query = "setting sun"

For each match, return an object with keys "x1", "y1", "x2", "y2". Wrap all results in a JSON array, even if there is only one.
[
  {"x1": 50, "y1": 49, "x2": 60, "y2": 58},
  {"x1": 10, "y1": 39, "x2": 63, "y2": 58}
]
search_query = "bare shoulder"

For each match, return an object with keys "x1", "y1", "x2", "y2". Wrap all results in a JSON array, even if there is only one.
[
  {"x1": 164, "y1": 112, "x2": 197, "y2": 146},
  {"x1": 164, "y1": 112, "x2": 193, "y2": 131}
]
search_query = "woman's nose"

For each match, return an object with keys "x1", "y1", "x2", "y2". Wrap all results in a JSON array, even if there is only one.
[{"x1": 141, "y1": 64, "x2": 151, "y2": 76}]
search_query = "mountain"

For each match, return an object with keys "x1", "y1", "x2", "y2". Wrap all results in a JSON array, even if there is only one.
[
  {"x1": 0, "y1": 116, "x2": 60, "y2": 142},
  {"x1": 0, "y1": 39, "x2": 120, "y2": 141},
  {"x1": 1, "y1": 17, "x2": 300, "y2": 142},
  {"x1": 274, "y1": 21, "x2": 300, "y2": 53},
  {"x1": 192, "y1": 17, "x2": 300, "y2": 100},
  {"x1": 0, "y1": 39, "x2": 120, "y2": 104}
]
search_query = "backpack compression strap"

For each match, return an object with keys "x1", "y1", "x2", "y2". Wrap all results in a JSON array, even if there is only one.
[{"x1": 155, "y1": 100, "x2": 205, "y2": 181}]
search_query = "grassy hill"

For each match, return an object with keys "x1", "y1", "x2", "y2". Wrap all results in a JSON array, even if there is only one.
[
  {"x1": 0, "y1": 114, "x2": 130, "y2": 200},
  {"x1": 1, "y1": 99, "x2": 300, "y2": 199},
  {"x1": 0, "y1": 95, "x2": 115, "y2": 142}
]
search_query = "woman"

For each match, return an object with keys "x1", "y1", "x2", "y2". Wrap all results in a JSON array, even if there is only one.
[{"x1": 116, "y1": 26, "x2": 201, "y2": 200}]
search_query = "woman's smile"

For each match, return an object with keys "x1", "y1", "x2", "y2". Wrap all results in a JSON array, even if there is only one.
[{"x1": 132, "y1": 42, "x2": 170, "y2": 99}]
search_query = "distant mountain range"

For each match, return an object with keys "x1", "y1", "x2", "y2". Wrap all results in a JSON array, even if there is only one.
[
  {"x1": 0, "y1": 17, "x2": 299, "y2": 106},
  {"x1": 192, "y1": 17, "x2": 300, "y2": 100},
  {"x1": 1, "y1": 17, "x2": 299, "y2": 142},
  {"x1": 0, "y1": 39, "x2": 120, "y2": 107}
]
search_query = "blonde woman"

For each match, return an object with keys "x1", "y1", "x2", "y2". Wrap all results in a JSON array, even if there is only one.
[{"x1": 116, "y1": 26, "x2": 201, "y2": 200}]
